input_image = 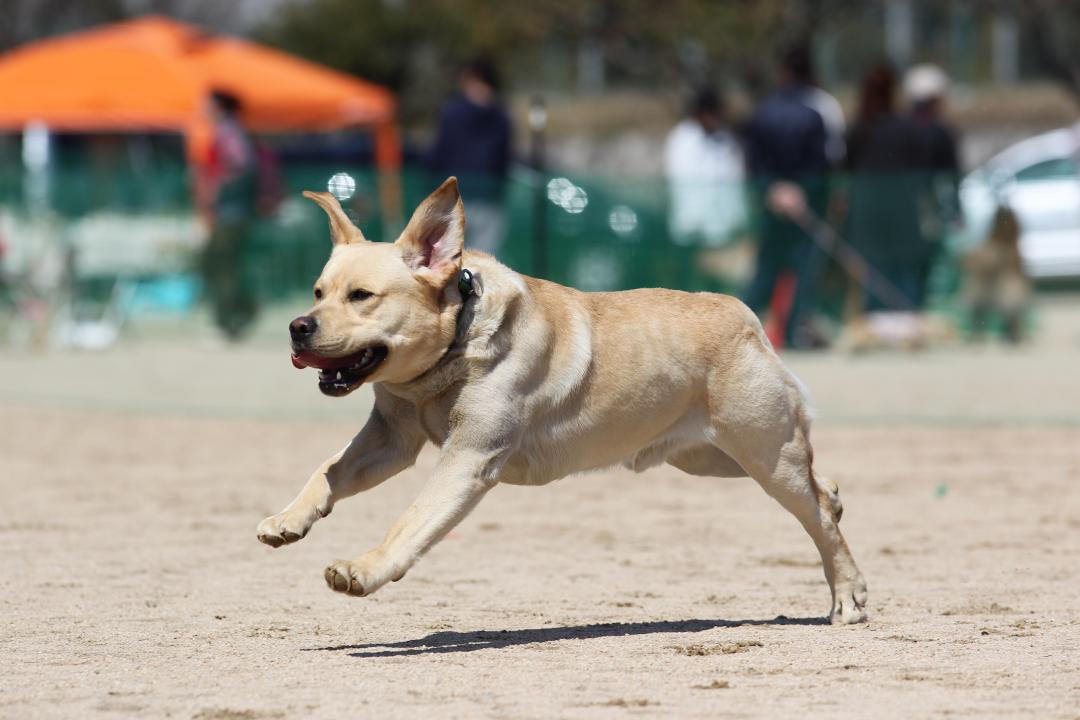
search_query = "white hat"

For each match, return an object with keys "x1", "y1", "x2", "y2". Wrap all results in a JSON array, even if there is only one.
[{"x1": 904, "y1": 64, "x2": 949, "y2": 103}]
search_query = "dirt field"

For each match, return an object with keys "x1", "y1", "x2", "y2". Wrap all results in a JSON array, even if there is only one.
[{"x1": 2, "y1": 301, "x2": 1079, "y2": 719}]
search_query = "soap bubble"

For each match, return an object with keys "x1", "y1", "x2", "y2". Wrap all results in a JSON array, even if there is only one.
[
  {"x1": 546, "y1": 177, "x2": 588, "y2": 214},
  {"x1": 608, "y1": 205, "x2": 638, "y2": 236},
  {"x1": 327, "y1": 172, "x2": 356, "y2": 200}
]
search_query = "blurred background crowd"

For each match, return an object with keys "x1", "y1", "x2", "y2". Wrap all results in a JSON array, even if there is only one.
[{"x1": 0, "y1": 0, "x2": 1078, "y2": 352}]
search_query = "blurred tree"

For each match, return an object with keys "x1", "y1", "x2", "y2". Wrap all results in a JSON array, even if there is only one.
[
  {"x1": 123, "y1": 0, "x2": 256, "y2": 33},
  {"x1": 1009, "y1": 0, "x2": 1080, "y2": 105},
  {"x1": 0, "y1": 0, "x2": 127, "y2": 50},
  {"x1": 0, "y1": 0, "x2": 255, "y2": 51},
  {"x1": 256, "y1": 0, "x2": 418, "y2": 93},
  {"x1": 255, "y1": 0, "x2": 595, "y2": 122},
  {"x1": 256, "y1": 0, "x2": 869, "y2": 122}
]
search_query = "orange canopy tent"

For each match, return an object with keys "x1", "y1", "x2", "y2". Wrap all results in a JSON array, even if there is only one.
[{"x1": 0, "y1": 16, "x2": 400, "y2": 170}]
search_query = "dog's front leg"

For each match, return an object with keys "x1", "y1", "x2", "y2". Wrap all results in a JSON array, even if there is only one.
[
  {"x1": 323, "y1": 447, "x2": 500, "y2": 597},
  {"x1": 256, "y1": 408, "x2": 424, "y2": 547}
]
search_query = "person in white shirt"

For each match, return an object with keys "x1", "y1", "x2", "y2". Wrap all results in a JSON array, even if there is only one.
[{"x1": 663, "y1": 89, "x2": 746, "y2": 248}]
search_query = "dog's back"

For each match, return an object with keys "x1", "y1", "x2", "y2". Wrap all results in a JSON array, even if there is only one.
[{"x1": 461, "y1": 258, "x2": 810, "y2": 489}]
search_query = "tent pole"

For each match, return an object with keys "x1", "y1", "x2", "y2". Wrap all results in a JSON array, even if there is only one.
[{"x1": 374, "y1": 121, "x2": 403, "y2": 240}]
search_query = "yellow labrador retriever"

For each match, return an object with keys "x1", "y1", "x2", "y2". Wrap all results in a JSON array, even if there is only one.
[{"x1": 257, "y1": 178, "x2": 868, "y2": 624}]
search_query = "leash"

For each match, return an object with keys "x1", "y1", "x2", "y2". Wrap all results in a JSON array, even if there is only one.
[{"x1": 790, "y1": 209, "x2": 918, "y2": 312}]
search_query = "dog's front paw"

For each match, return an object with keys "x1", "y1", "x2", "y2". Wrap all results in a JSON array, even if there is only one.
[
  {"x1": 256, "y1": 511, "x2": 313, "y2": 548},
  {"x1": 324, "y1": 554, "x2": 393, "y2": 598},
  {"x1": 830, "y1": 574, "x2": 868, "y2": 625}
]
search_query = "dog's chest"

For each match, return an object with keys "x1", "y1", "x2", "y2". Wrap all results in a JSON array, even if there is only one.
[{"x1": 415, "y1": 396, "x2": 454, "y2": 446}]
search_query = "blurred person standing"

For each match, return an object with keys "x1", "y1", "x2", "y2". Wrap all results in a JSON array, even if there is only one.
[
  {"x1": 741, "y1": 46, "x2": 832, "y2": 349},
  {"x1": 426, "y1": 57, "x2": 512, "y2": 256},
  {"x1": 845, "y1": 63, "x2": 927, "y2": 311},
  {"x1": 663, "y1": 88, "x2": 745, "y2": 247},
  {"x1": 904, "y1": 64, "x2": 961, "y2": 305},
  {"x1": 198, "y1": 90, "x2": 259, "y2": 341}
]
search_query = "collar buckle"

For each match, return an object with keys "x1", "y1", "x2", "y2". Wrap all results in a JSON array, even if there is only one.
[{"x1": 457, "y1": 268, "x2": 481, "y2": 298}]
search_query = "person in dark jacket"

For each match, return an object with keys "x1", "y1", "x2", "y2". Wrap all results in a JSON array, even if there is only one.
[
  {"x1": 742, "y1": 46, "x2": 832, "y2": 349},
  {"x1": 426, "y1": 57, "x2": 512, "y2": 255},
  {"x1": 845, "y1": 63, "x2": 928, "y2": 311}
]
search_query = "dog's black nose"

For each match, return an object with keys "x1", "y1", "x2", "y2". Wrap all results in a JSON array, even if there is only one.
[{"x1": 289, "y1": 315, "x2": 318, "y2": 341}]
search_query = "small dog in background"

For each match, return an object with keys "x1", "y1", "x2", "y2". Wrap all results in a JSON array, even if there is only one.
[{"x1": 962, "y1": 206, "x2": 1030, "y2": 344}]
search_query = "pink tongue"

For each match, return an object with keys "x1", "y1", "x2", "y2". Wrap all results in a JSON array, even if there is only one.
[{"x1": 290, "y1": 350, "x2": 363, "y2": 371}]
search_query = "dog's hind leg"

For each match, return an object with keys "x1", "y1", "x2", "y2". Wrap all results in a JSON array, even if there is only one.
[
  {"x1": 717, "y1": 417, "x2": 867, "y2": 624},
  {"x1": 708, "y1": 367, "x2": 868, "y2": 626},
  {"x1": 705, "y1": 327, "x2": 867, "y2": 623}
]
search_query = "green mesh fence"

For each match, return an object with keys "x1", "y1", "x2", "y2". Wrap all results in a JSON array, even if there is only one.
[
  {"x1": 253, "y1": 165, "x2": 966, "y2": 320},
  {"x1": 0, "y1": 156, "x2": 967, "y2": 326}
]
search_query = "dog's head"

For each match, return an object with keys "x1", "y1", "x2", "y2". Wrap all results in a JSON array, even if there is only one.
[{"x1": 290, "y1": 177, "x2": 465, "y2": 396}]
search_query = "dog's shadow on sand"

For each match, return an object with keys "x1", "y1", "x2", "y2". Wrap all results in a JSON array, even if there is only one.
[{"x1": 303, "y1": 615, "x2": 826, "y2": 658}]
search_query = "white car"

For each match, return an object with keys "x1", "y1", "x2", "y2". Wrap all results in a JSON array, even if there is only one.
[{"x1": 960, "y1": 127, "x2": 1080, "y2": 279}]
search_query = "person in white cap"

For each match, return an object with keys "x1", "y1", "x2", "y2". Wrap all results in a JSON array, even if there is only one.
[
  {"x1": 664, "y1": 88, "x2": 746, "y2": 248},
  {"x1": 904, "y1": 64, "x2": 961, "y2": 305}
]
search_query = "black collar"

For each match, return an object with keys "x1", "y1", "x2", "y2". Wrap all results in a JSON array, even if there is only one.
[
  {"x1": 450, "y1": 267, "x2": 480, "y2": 348},
  {"x1": 398, "y1": 267, "x2": 481, "y2": 386}
]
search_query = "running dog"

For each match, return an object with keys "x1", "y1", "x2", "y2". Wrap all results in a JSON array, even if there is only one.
[{"x1": 256, "y1": 178, "x2": 868, "y2": 624}]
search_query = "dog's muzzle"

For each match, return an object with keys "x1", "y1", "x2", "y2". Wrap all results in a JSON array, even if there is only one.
[{"x1": 290, "y1": 346, "x2": 389, "y2": 397}]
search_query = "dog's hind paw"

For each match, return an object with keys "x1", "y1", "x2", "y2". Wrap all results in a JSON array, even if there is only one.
[{"x1": 830, "y1": 576, "x2": 869, "y2": 625}]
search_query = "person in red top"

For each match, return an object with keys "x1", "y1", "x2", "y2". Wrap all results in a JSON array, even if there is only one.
[{"x1": 198, "y1": 90, "x2": 259, "y2": 341}]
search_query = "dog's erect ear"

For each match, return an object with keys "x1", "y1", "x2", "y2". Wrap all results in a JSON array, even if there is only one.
[
  {"x1": 302, "y1": 191, "x2": 367, "y2": 246},
  {"x1": 395, "y1": 177, "x2": 465, "y2": 288}
]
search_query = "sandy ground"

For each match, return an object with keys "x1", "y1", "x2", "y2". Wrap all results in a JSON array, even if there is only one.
[{"x1": 2, "y1": 299, "x2": 1080, "y2": 719}]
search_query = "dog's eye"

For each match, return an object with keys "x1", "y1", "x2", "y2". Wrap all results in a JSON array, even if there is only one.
[
  {"x1": 348, "y1": 289, "x2": 372, "y2": 302},
  {"x1": 313, "y1": 288, "x2": 323, "y2": 300}
]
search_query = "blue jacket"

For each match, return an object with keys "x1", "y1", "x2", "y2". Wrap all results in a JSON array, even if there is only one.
[
  {"x1": 744, "y1": 86, "x2": 829, "y2": 182},
  {"x1": 426, "y1": 94, "x2": 512, "y2": 203}
]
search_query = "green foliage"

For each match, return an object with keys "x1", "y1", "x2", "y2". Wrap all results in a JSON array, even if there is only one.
[
  {"x1": 1010, "y1": 0, "x2": 1080, "y2": 104},
  {"x1": 0, "y1": 0, "x2": 127, "y2": 50},
  {"x1": 256, "y1": 0, "x2": 420, "y2": 92},
  {"x1": 255, "y1": 0, "x2": 559, "y2": 120},
  {"x1": 254, "y1": 0, "x2": 856, "y2": 119}
]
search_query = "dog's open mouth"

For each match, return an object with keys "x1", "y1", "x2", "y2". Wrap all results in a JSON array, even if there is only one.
[{"x1": 291, "y1": 346, "x2": 388, "y2": 397}]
